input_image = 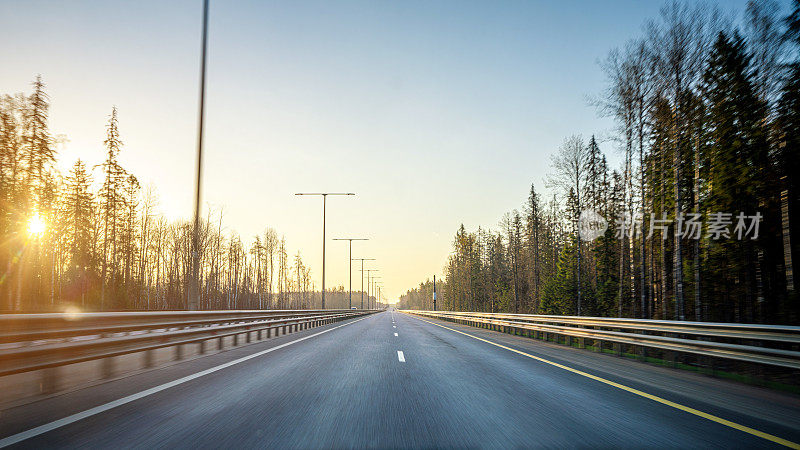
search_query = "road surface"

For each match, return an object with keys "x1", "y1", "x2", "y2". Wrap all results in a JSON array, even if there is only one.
[{"x1": 1, "y1": 310, "x2": 799, "y2": 448}]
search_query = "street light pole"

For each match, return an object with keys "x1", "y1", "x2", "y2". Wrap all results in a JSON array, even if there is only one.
[
  {"x1": 375, "y1": 282, "x2": 384, "y2": 309},
  {"x1": 295, "y1": 192, "x2": 354, "y2": 309},
  {"x1": 189, "y1": 0, "x2": 210, "y2": 311},
  {"x1": 352, "y1": 258, "x2": 375, "y2": 309},
  {"x1": 433, "y1": 275, "x2": 436, "y2": 311},
  {"x1": 370, "y1": 276, "x2": 382, "y2": 309},
  {"x1": 333, "y1": 238, "x2": 368, "y2": 309},
  {"x1": 361, "y1": 269, "x2": 378, "y2": 310}
]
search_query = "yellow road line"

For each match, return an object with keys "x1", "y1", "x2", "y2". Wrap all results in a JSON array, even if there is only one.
[{"x1": 404, "y1": 312, "x2": 800, "y2": 449}]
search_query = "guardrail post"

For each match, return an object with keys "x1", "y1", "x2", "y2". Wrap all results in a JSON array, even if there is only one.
[
  {"x1": 176, "y1": 344, "x2": 184, "y2": 360},
  {"x1": 41, "y1": 367, "x2": 58, "y2": 394},
  {"x1": 233, "y1": 334, "x2": 239, "y2": 346},
  {"x1": 566, "y1": 336, "x2": 573, "y2": 347},
  {"x1": 578, "y1": 337, "x2": 585, "y2": 349},
  {"x1": 102, "y1": 356, "x2": 114, "y2": 379},
  {"x1": 246, "y1": 331, "x2": 252, "y2": 343},
  {"x1": 199, "y1": 340, "x2": 206, "y2": 355},
  {"x1": 217, "y1": 336, "x2": 224, "y2": 350},
  {"x1": 144, "y1": 349, "x2": 155, "y2": 367}
]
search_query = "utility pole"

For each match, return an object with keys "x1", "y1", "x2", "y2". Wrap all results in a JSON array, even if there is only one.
[
  {"x1": 295, "y1": 193, "x2": 355, "y2": 309},
  {"x1": 189, "y1": 0, "x2": 210, "y2": 311},
  {"x1": 333, "y1": 238, "x2": 368, "y2": 309}
]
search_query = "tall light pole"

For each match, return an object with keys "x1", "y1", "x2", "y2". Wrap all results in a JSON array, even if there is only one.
[
  {"x1": 295, "y1": 193, "x2": 354, "y2": 309},
  {"x1": 333, "y1": 238, "x2": 368, "y2": 309},
  {"x1": 371, "y1": 277, "x2": 382, "y2": 309},
  {"x1": 352, "y1": 258, "x2": 375, "y2": 309},
  {"x1": 433, "y1": 275, "x2": 437, "y2": 311},
  {"x1": 361, "y1": 269, "x2": 378, "y2": 310},
  {"x1": 189, "y1": 0, "x2": 210, "y2": 311}
]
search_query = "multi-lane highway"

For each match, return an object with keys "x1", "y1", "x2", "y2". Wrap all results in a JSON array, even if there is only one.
[{"x1": 1, "y1": 310, "x2": 799, "y2": 448}]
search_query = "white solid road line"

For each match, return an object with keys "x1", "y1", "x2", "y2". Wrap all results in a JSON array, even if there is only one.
[
  {"x1": 394, "y1": 333, "x2": 398, "y2": 337},
  {"x1": 0, "y1": 315, "x2": 372, "y2": 448},
  {"x1": 397, "y1": 351, "x2": 405, "y2": 362}
]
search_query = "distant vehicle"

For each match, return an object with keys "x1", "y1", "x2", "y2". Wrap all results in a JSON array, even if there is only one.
[{"x1": 351, "y1": 307, "x2": 357, "y2": 310}]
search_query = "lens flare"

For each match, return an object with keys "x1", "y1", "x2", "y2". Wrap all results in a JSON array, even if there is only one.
[
  {"x1": 62, "y1": 305, "x2": 83, "y2": 320},
  {"x1": 27, "y1": 213, "x2": 46, "y2": 236}
]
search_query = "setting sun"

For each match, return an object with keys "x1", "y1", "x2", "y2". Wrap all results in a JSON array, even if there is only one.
[{"x1": 27, "y1": 213, "x2": 45, "y2": 237}]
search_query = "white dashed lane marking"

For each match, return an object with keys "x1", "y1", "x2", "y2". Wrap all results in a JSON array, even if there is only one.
[
  {"x1": 397, "y1": 351, "x2": 405, "y2": 362},
  {"x1": 394, "y1": 333, "x2": 398, "y2": 337}
]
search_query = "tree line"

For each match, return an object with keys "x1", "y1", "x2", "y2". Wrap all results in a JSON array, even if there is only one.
[
  {"x1": 0, "y1": 79, "x2": 379, "y2": 311},
  {"x1": 397, "y1": 278, "x2": 443, "y2": 311},
  {"x1": 400, "y1": 0, "x2": 800, "y2": 324}
]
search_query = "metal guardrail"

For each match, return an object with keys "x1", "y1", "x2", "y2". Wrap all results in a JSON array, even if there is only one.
[
  {"x1": 403, "y1": 310, "x2": 800, "y2": 370},
  {"x1": 0, "y1": 309, "x2": 375, "y2": 378}
]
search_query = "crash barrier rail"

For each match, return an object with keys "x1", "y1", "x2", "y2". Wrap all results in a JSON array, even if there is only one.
[
  {"x1": 0, "y1": 309, "x2": 375, "y2": 378},
  {"x1": 403, "y1": 310, "x2": 800, "y2": 370}
]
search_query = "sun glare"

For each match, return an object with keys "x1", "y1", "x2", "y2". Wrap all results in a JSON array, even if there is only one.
[{"x1": 27, "y1": 213, "x2": 46, "y2": 237}]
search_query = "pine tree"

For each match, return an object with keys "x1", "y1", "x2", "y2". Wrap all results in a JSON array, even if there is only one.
[
  {"x1": 121, "y1": 174, "x2": 140, "y2": 307},
  {"x1": 63, "y1": 160, "x2": 95, "y2": 306},
  {"x1": 524, "y1": 184, "x2": 543, "y2": 313},
  {"x1": 98, "y1": 106, "x2": 127, "y2": 309},
  {"x1": 702, "y1": 31, "x2": 770, "y2": 321},
  {"x1": 777, "y1": 0, "x2": 800, "y2": 317},
  {"x1": 23, "y1": 76, "x2": 55, "y2": 200}
]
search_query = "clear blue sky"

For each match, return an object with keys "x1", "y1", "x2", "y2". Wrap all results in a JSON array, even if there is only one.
[{"x1": 1, "y1": 0, "x2": 759, "y2": 301}]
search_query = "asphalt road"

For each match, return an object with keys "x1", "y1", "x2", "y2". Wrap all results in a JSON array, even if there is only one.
[{"x1": 2, "y1": 310, "x2": 799, "y2": 448}]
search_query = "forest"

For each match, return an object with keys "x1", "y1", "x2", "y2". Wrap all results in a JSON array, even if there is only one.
[
  {"x1": 0, "y1": 80, "x2": 383, "y2": 311},
  {"x1": 399, "y1": 0, "x2": 800, "y2": 324}
]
